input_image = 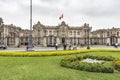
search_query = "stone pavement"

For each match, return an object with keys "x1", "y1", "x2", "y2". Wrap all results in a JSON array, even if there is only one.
[{"x1": 0, "y1": 45, "x2": 119, "y2": 52}]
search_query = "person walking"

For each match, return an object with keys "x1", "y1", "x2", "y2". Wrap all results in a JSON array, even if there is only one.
[
  {"x1": 68, "y1": 44, "x2": 72, "y2": 50},
  {"x1": 73, "y1": 43, "x2": 77, "y2": 50},
  {"x1": 63, "y1": 43, "x2": 67, "y2": 50},
  {"x1": 55, "y1": 43, "x2": 58, "y2": 50},
  {"x1": 26, "y1": 45, "x2": 28, "y2": 51},
  {"x1": 115, "y1": 43, "x2": 118, "y2": 48}
]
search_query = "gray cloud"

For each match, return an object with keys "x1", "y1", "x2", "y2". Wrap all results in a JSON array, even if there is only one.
[{"x1": 0, "y1": 0, "x2": 120, "y2": 30}]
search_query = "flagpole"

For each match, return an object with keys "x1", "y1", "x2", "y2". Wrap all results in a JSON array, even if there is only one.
[{"x1": 28, "y1": 0, "x2": 33, "y2": 51}]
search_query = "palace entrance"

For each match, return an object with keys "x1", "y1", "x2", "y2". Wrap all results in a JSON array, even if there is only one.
[
  {"x1": 62, "y1": 37, "x2": 65, "y2": 44},
  {"x1": 110, "y1": 36, "x2": 118, "y2": 46}
]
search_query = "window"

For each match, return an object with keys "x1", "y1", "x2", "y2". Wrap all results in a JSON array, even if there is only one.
[
  {"x1": 62, "y1": 30, "x2": 65, "y2": 36},
  {"x1": 38, "y1": 30, "x2": 40, "y2": 36},
  {"x1": 111, "y1": 32, "x2": 112, "y2": 35},
  {"x1": 107, "y1": 32, "x2": 109, "y2": 37},
  {"x1": 38, "y1": 37, "x2": 40, "y2": 44},
  {"x1": 49, "y1": 31, "x2": 52, "y2": 35},
  {"x1": 0, "y1": 32, "x2": 1, "y2": 39},
  {"x1": 45, "y1": 30, "x2": 48, "y2": 35},
  {"x1": 117, "y1": 32, "x2": 119, "y2": 36},
  {"x1": 74, "y1": 31, "x2": 76, "y2": 35},
  {"x1": 70, "y1": 31, "x2": 72, "y2": 35},
  {"x1": 54, "y1": 31, "x2": 56, "y2": 35},
  {"x1": 77, "y1": 31, "x2": 80, "y2": 35},
  {"x1": 62, "y1": 30, "x2": 65, "y2": 33},
  {"x1": 21, "y1": 37, "x2": 23, "y2": 42}
]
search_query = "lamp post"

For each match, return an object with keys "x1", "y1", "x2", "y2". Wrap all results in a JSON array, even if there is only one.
[
  {"x1": 28, "y1": 0, "x2": 33, "y2": 51},
  {"x1": 74, "y1": 31, "x2": 76, "y2": 45},
  {"x1": 87, "y1": 29, "x2": 90, "y2": 49},
  {"x1": 102, "y1": 31, "x2": 103, "y2": 45}
]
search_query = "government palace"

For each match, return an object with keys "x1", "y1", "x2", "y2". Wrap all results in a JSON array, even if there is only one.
[{"x1": 0, "y1": 18, "x2": 120, "y2": 47}]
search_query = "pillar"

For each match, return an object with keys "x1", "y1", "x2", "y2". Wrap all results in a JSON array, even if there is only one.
[
  {"x1": 15, "y1": 37, "x2": 19, "y2": 47},
  {"x1": 43, "y1": 37, "x2": 47, "y2": 47}
]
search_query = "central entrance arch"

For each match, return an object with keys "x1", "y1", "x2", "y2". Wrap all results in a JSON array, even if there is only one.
[{"x1": 62, "y1": 37, "x2": 65, "y2": 44}]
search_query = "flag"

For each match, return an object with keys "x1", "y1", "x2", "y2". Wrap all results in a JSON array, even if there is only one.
[{"x1": 59, "y1": 14, "x2": 63, "y2": 20}]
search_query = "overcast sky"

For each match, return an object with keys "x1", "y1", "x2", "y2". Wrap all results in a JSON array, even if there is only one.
[{"x1": 0, "y1": 0, "x2": 120, "y2": 30}]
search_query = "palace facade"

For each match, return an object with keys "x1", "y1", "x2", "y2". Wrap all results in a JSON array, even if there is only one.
[{"x1": 0, "y1": 18, "x2": 120, "y2": 47}]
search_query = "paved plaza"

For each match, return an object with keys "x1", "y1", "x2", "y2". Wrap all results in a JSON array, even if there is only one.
[{"x1": 0, "y1": 45, "x2": 119, "y2": 52}]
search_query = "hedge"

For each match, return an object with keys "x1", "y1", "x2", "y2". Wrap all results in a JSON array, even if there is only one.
[
  {"x1": 113, "y1": 60, "x2": 120, "y2": 71},
  {"x1": 60, "y1": 55, "x2": 116, "y2": 73},
  {"x1": 83, "y1": 55, "x2": 116, "y2": 61},
  {"x1": 0, "y1": 50, "x2": 90, "y2": 57},
  {"x1": 1, "y1": 49, "x2": 120, "y2": 57}
]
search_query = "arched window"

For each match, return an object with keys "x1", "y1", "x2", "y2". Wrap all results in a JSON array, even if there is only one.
[
  {"x1": 38, "y1": 30, "x2": 40, "y2": 37},
  {"x1": 38, "y1": 37, "x2": 40, "y2": 45},
  {"x1": 61, "y1": 30, "x2": 65, "y2": 36}
]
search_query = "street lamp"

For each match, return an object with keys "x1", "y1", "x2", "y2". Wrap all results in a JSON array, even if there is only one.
[
  {"x1": 28, "y1": 0, "x2": 33, "y2": 51},
  {"x1": 87, "y1": 29, "x2": 90, "y2": 49},
  {"x1": 74, "y1": 31, "x2": 76, "y2": 45},
  {"x1": 102, "y1": 31, "x2": 103, "y2": 45}
]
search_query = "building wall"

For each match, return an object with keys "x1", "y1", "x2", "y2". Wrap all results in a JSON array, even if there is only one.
[
  {"x1": 0, "y1": 18, "x2": 120, "y2": 47},
  {"x1": 32, "y1": 21, "x2": 91, "y2": 47},
  {"x1": 91, "y1": 28, "x2": 120, "y2": 46}
]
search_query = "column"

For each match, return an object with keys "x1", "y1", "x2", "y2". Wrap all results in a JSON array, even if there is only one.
[
  {"x1": 43, "y1": 37, "x2": 47, "y2": 47},
  {"x1": 15, "y1": 37, "x2": 19, "y2": 47},
  {"x1": 56, "y1": 37, "x2": 60, "y2": 44}
]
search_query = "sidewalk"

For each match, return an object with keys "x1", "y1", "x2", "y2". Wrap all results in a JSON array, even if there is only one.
[{"x1": 0, "y1": 45, "x2": 119, "y2": 52}]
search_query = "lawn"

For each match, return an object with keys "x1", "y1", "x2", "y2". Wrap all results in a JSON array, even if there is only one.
[{"x1": 0, "y1": 51, "x2": 120, "y2": 80}]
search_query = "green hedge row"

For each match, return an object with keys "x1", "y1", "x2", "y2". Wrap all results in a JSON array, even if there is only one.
[
  {"x1": 83, "y1": 55, "x2": 116, "y2": 61},
  {"x1": 0, "y1": 50, "x2": 90, "y2": 57},
  {"x1": 60, "y1": 55, "x2": 116, "y2": 73},
  {"x1": 113, "y1": 60, "x2": 120, "y2": 71},
  {"x1": 1, "y1": 49, "x2": 120, "y2": 57},
  {"x1": 60, "y1": 60, "x2": 114, "y2": 73}
]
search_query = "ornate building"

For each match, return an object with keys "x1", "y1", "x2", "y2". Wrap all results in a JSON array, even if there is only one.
[
  {"x1": 0, "y1": 17, "x2": 120, "y2": 47},
  {"x1": 91, "y1": 28, "x2": 120, "y2": 46},
  {"x1": 33, "y1": 21, "x2": 91, "y2": 47}
]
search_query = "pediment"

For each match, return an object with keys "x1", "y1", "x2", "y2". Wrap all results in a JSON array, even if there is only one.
[
  {"x1": 57, "y1": 21, "x2": 69, "y2": 29},
  {"x1": 33, "y1": 21, "x2": 43, "y2": 30}
]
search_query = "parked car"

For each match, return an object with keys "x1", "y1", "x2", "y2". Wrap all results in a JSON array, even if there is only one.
[{"x1": 0, "y1": 45, "x2": 7, "y2": 49}]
